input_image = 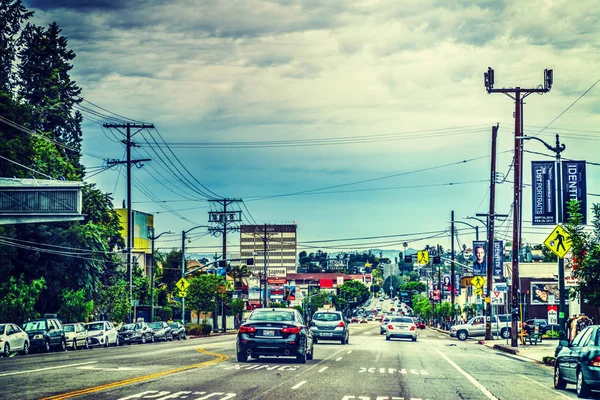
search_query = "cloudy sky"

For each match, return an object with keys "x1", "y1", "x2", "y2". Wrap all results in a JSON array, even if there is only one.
[{"x1": 24, "y1": 0, "x2": 600, "y2": 255}]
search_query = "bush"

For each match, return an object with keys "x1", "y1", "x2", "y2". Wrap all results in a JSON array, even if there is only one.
[
  {"x1": 545, "y1": 329, "x2": 560, "y2": 338},
  {"x1": 155, "y1": 306, "x2": 173, "y2": 321},
  {"x1": 186, "y1": 323, "x2": 212, "y2": 336}
]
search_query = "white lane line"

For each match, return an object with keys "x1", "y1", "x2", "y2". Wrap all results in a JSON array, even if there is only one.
[
  {"x1": 518, "y1": 374, "x2": 571, "y2": 399},
  {"x1": 291, "y1": 381, "x2": 307, "y2": 390},
  {"x1": 0, "y1": 361, "x2": 97, "y2": 377},
  {"x1": 336, "y1": 357, "x2": 343, "y2": 361},
  {"x1": 347, "y1": 351, "x2": 352, "y2": 354},
  {"x1": 435, "y1": 349, "x2": 497, "y2": 400},
  {"x1": 318, "y1": 367, "x2": 328, "y2": 373}
]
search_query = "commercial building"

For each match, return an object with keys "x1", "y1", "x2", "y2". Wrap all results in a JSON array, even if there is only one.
[
  {"x1": 115, "y1": 209, "x2": 154, "y2": 276},
  {"x1": 240, "y1": 224, "x2": 297, "y2": 277}
]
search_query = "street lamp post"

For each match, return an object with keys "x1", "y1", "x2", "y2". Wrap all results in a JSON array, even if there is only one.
[
  {"x1": 455, "y1": 220, "x2": 479, "y2": 241},
  {"x1": 148, "y1": 228, "x2": 174, "y2": 323},
  {"x1": 518, "y1": 134, "x2": 566, "y2": 335},
  {"x1": 181, "y1": 225, "x2": 209, "y2": 326}
]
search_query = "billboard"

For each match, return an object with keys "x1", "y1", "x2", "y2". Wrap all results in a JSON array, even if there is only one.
[
  {"x1": 531, "y1": 161, "x2": 556, "y2": 225},
  {"x1": 472, "y1": 241, "x2": 487, "y2": 276},
  {"x1": 530, "y1": 282, "x2": 567, "y2": 305},
  {"x1": 562, "y1": 161, "x2": 587, "y2": 224}
]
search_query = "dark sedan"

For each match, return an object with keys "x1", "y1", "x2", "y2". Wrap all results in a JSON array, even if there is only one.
[
  {"x1": 236, "y1": 308, "x2": 314, "y2": 363},
  {"x1": 147, "y1": 321, "x2": 173, "y2": 342},
  {"x1": 554, "y1": 325, "x2": 600, "y2": 397},
  {"x1": 118, "y1": 322, "x2": 154, "y2": 345},
  {"x1": 168, "y1": 322, "x2": 186, "y2": 340}
]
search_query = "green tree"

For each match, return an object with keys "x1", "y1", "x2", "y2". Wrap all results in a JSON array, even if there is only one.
[
  {"x1": 94, "y1": 279, "x2": 129, "y2": 323},
  {"x1": 0, "y1": 275, "x2": 46, "y2": 324},
  {"x1": 58, "y1": 288, "x2": 93, "y2": 323},
  {"x1": 0, "y1": 0, "x2": 32, "y2": 91},
  {"x1": 186, "y1": 274, "x2": 227, "y2": 326},
  {"x1": 230, "y1": 298, "x2": 246, "y2": 328}
]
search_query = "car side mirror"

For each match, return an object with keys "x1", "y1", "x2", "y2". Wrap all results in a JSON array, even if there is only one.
[{"x1": 559, "y1": 339, "x2": 570, "y2": 347}]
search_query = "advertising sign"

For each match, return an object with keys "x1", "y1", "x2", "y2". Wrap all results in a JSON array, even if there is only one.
[
  {"x1": 548, "y1": 305, "x2": 558, "y2": 324},
  {"x1": 267, "y1": 277, "x2": 286, "y2": 285},
  {"x1": 530, "y1": 282, "x2": 567, "y2": 305},
  {"x1": 531, "y1": 161, "x2": 556, "y2": 225},
  {"x1": 562, "y1": 161, "x2": 587, "y2": 224},
  {"x1": 472, "y1": 241, "x2": 487, "y2": 276},
  {"x1": 442, "y1": 274, "x2": 461, "y2": 295},
  {"x1": 493, "y1": 240, "x2": 504, "y2": 276}
]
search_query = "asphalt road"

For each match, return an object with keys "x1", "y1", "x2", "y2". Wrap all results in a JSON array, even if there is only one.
[{"x1": 0, "y1": 322, "x2": 592, "y2": 400}]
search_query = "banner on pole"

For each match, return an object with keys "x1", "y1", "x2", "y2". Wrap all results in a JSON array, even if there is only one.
[
  {"x1": 531, "y1": 161, "x2": 556, "y2": 225},
  {"x1": 493, "y1": 240, "x2": 504, "y2": 276},
  {"x1": 562, "y1": 161, "x2": 587, "y2": 224}
]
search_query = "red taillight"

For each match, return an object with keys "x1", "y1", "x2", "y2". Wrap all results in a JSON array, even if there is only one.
[
  {"x1": 410, "y1": 325, "x2": 416, "y2": 331},
  {"x1": 387, "y1": 324, "x2": 394, "y2": 330},
  {"x1": 590, "y1": 356, "x2": 600, "y2": 367},
  {"x1": 281, "y1": 326, "x2": 301, "y2": 334},
  {"x1": 337, "y1": 321, "x2": 345, "y2": 328},
  {"x1": 239, "y1": 326, "x2": 257, "y2": 334}
]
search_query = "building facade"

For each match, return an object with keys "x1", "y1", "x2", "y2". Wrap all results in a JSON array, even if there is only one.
[
  {"x1": 240, "y1": 224, "x2": 297, "y2": 277},
  {"x1": 115, "y1": 209, "x2": 154, "y2": 276}
]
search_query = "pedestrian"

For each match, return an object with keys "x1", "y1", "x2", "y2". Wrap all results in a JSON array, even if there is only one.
[{"x1": 520, "y1": 321, "x2": 532, "y2": 345}]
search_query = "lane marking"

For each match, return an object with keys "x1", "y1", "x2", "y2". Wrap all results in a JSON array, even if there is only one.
[
  {"x1": 435, "y1": 349, "x2": 497, "y2": 400},
  {"x1": 318, "y1": 367, "x2": 328, "y2": 373},
  {"x1": 41, "y1": 348, "x2": 228, "y2": 400},
  {"x1": 518, "y1": 374, "x2": 571, "y2": 399},
  {"x1": 336, "y1": 357, "x2": 343, "y2": 361},
  {"x1": 291, "y1": 381, "x2": 307, "y2": 390},
  {"x1": 347, "y1": 351, "x2": 352, "y2": 354},
  {"x1": 0, "y1": 361, "x2": 97, "y2": 377}
]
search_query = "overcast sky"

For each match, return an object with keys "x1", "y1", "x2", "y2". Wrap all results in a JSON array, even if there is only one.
[{"x1": 24, "y1": 0, "x2": 600, "y2": 256}]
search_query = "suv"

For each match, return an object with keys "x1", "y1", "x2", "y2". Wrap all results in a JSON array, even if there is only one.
[
  {"x1": 310, "y1": 311, "x2": 349, "y2": 345},
  {"x1": 22, "y1": 318, "x2": 66, "y2": 352},
  {"x1": 449, "y1": 314, "x2": 512, "y2": 341},
  {"x1": 84, "y1": 321, "x2": 119, "y2": 347},
  {"x1": 526, "y1": 319, "x2": 548, "y2": 332}
]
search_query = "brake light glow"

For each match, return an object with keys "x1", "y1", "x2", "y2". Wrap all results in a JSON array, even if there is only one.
[
  {"x1": 410, "y1": 325, "x2": 416, "y2": 331},
  {"x1": 281, "y1": 326, "x2": 301, "y2": 334},
  {"x1": 387, "y1": 324, "x2": 394, "y2": 330},
  {"x1": 337, "y1": 321, "x2": 345, "y2": 328},
  {"x1": 590, "y1": 356, "x2": 600, "y2": 367},
  {"x1": 239, "y1": 326, "x2": 257, "y2": 333}
]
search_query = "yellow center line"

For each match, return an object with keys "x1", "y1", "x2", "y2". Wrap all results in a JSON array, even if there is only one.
[{"x1": 41, "y1": 348, "x2": 229, "y2": 400}]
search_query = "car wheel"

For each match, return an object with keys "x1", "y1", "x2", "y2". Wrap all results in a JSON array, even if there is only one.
[
  {"x1": 183, "y1": 333, "x2": 187, "y2": 340},
  {"x1": 44, "y1": 340, "x2": 51, "y2": 353},
  {"x1": 554, "y1": 364, "x2": 567, "y2": 390},
  {"x1": 115, "y1": 336, "x2": 120, "y2": 346},
  {"x1": 386, "y1": 336, "x2": 391, "y2": 341},
  {"x1": 141, "y1": 334, "x2": 146, "y2": 344},
  {"x1": 84, "y1": 339, "x2": 89, "y2": 350},
  {"x1": 21, "y1": 342, "x2": 29, "y2": 355},
  {"x1": 104, "y1": 337, "x2": 109, "y2": 347},
  {"x1": 501, "y1": 328, "x2": 511, "y2": 339},
  {"x1": 307, "y1": 344, "x2": 314, "y2": 360},
  {"x1": 151, "y1": 334, "x2": 155, "y2": 343},
  {"x1": 237, "y1": 352, "x2": 248, "y2": 362},
  {"x1": 412, "y1": 336, "x2": 417, "y2": 342},
  {"x1": 296, "y1": 350, "x2": 307, "y2": 364},
  {"x1": 3, "y1": 343, "x2": 10, "y2": 357},
  {"x1": 313, "y1": 338, "x2": 318, "y2": 344},
  {"x1": 577, "y1": 368, "x2": 591, "y2": 398},
  {"x1": 72, "y1": 339, "x2": 77, "y2": 351},
  {"x1": 457, "y1": 331, "x2": 468, "y2": 341},
  {"x1": 60, "y1": 339, "x2": 67, "y2": 352}
]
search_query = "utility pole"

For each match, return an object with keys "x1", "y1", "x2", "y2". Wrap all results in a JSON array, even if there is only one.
[
  {"x1": 208, "y1": 198, "x2": 242, "y2": 332},
  {"x1": 451, "y1": 210, "x2": 455, "y2": 311},
  {"x1": 484, "y1": 67, "x2": 553, "y2": 347},
  {"x1": 263, "y1": 223, "x2": 268, "y2": 308},
  {"x1": 104, "y1": 122, "x2": 154, "y2": 323},
  {"x1": 148, "y1": 228, "x2": 173, "y2": 323},
  {"x1": 485, "y1": 124, "x2": 499, "y2": 340}
]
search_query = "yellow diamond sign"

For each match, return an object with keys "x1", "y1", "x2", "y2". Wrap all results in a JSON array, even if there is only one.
[
  {"x1": 544, "y1": 225, "x2": 572, "y2": 258},
  {"x1": 176, "y1": 277, "x2": 190, "y2": 292},
  {"x1": 417, "y1": 251, "x2": 429, "y2": 265},
  {"x1": 177, "y1": 291, "x2": 187, "y2": 298},
  {"x1": 471, "y1": 276, "x2": 485, "y2": 289}
]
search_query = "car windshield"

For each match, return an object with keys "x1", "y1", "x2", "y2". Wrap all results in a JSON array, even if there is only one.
[
  {"x1": 121, "y1": 324, "x2": 136, "y2": 330},
  {"x1": 63, "y1": 325, "x2": 75, "y2": 332},
  {"x1": 23, "y1": 321, "x2": 47, "y2": 332},
  {"x1": 392, "y1": 317, "x2": 414, "y2": 323},
  {"x1": 168, "y1": 323, "x2": 178, "y2": 328},
  {"x1": 248, "y1": 311, "x2": 295, "y2": 322},
  {"x1": 313, "y1": 313, "x2": 341, "y2": 321},
  {"x1": 147, "y1": 322, "x2": 163, "y2": 329},
  {"x1": 86, "y1": 323, "x2": 104, "y2": 331}
]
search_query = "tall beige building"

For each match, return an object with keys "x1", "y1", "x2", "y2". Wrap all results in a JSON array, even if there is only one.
[{"x1": 240, "y1": 224, "x2": 297, "y2": 277}]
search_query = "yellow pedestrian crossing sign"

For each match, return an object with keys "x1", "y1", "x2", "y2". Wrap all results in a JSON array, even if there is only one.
[
  {"x1": 177, "y1": 291, "x2": 187, "y2": 298},
  {"x1": 417, "y1": 251, "x2": 429, "y2": 265},
  {"x1": 544, "y1": 225, "x2": 572, "y2": 258},
  {"x1": 176, "y1": 277, "x2": 190, "y2": 292},
  {"x1": 471, "y1": 276, "x2": 485, "y2": 289},
  {"x1": 474, "y1": 288, "x2": 483, "y2": 296}
]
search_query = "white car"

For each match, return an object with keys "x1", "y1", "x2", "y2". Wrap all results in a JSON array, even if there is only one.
[
  {"x1": 84, "y1": 321, "x2": 119, "y2": 347},
  {"x1": 385, "y1": 316, "x2": 418, "y2": 342},
  {"x1": 0, "y1": 323, "x2": 30, "y2": 356},
  {"x1": 63, "y1": 323, "x2": 89, "y2": 350}
]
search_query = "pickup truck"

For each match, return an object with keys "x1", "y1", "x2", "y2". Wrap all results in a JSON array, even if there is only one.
[{"x1": 449, "y1": 314, "x2": 512, "y2": 340}]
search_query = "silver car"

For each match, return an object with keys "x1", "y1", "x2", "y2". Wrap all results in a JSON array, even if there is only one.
[
  {"x1": 386, "y1": 316, "x2": 418, "y2": 342},
  {"x1": 310, "y1": 311, "x2": 349, "y2": 345},
  {"x1": 63, "y1": 323, "x2": 89, "y2": 350},
  {"x1": 0, "y1": 323, "x2": 30, "y2": 356}
]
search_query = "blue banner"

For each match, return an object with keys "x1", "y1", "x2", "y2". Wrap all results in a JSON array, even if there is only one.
[
  {"x1": 562, "y1": 161, "x2": 587, "y2": 224},
  {"x1": 531, "y1": 161, "x2": 556, "y2": 225}
]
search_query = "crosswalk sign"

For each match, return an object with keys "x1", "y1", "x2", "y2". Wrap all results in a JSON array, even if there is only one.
[
  {"x1": 177, "y1": 291, "x2": 187, "y2": 298},
  {"x1": 544, "y1": 225, "x2": 572, "y2": 258},
  {"x1": 471, "y1": 276, "x2": 485, "y2": 289},
  {"x1": 176, "y1": 277, "x2": 190, "y2": 292},
  {"x1": 417, "y1": 251, "x2": 429, "y2": 265}
]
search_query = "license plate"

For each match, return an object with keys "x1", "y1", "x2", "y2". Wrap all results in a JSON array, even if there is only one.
[
  {"x1": 262, "y1": 330, "x2": 274, "y2": 336},
  {"x1": 321, "y1": 332, "x2": 333, "y2": 337},
  {"x1": 400, "y1": 325, "x2": 409, "y2": 329}
]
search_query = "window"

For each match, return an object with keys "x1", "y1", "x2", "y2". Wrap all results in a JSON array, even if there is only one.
[
  {"x1": 64, "y1": 325, "x2": 75, "y2": 332},
  {"x1": 248, "y1": 311, "x2": 295, "y2": 322},
  {"x1": 572, "y1": 327, "x2": 592, "y2": 347},
  {"x1": 313, "y1": 313, "x2": 342, "y2": 321}
]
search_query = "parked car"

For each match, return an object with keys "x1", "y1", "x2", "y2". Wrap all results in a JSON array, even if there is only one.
[
  {"x1": 350, "y1": 316, "x2": 359, "y2": 323},
  {"x1": 449, "y1": 314, "x2": 512, "y2": 341},
  {"x1": 554, "y1": 325, "x2": 600, "y2": 397},
  {"x1": 526, "y1": 319, "x2": 548, "y2": 332},
  {"x1": 22, "y1": 318, "x2": 66, "y2": 352},
  {"x1": 62, "y1": 323, "x2": 89, "y2": 350},
  {"x1": 360, "y1": 317, "x2": 368, "y2": 324},
  {"x1": 310, "y1": 311, "x2": 349, "y2": 345},
  {"x1": 380, "y1": 316, "x2": 391, "y2": 335},
  {"x1": 0, "y1": 323, "x2": 30, "y2": 356},
  {"x1": 84, "y1": 321, "x2": 119, "y2": 347},
  {"x1": 386, "y1": 316, "x2": 418, "y2": 342},
  {"x1": 118, "y1": 322, "x2": 154, "y2": 345},
  {"x1": 168, "y1": 322, "x2": 186, "y2": 340},
  {"x1": 236, "y1": 308, "x2": 313, "y2": 363},
  {"x1": 147, "y1": 321, "x2": 173, "y2": 342}
]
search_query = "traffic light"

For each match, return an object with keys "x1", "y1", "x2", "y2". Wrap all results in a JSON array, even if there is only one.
[
  {"x1": 246, "y1": 258, "x2": 254, "y2": 266},
  {"x1": 433, "y1": 256, "x2": 441, "y2": 264},
  {"x1": 404, "y1": 256, "x2": 412, "y2": 263}
]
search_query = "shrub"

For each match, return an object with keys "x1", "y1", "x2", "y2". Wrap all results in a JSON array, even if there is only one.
[
  {"x1": 545, "y1": 329, "x2": 560, "y2": 338},
  {"x1": 185, "y1": 323, "x2": 212, "y2": 336},
  {"x1": 155, "y1": 306, "x2": 173, "y2": 321}
]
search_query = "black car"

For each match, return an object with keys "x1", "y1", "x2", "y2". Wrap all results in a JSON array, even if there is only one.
[
  {"x1": 236, "y1": 308, "x2": 314, "y2": 363},
  {"x1": 118, "y1": 322, "x2": 154, "y2": 345},
  {"x1": 554, "y1": 325, "x2": 600, "y2": 397},
  {"x1": 147, "y1": 321, "x2": 173, "y2": 341},
  {"x1": 21, "y1": 318, "x2": 66, "y2": 353},
  {"x1": 168, "y1": 322, "x2": 186, "y2": 340}
]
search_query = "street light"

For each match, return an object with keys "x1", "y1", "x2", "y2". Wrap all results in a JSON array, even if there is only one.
[
  {"x1": 148, "y1": 228, "x2": 174, "y2": 323},
  {"x1": 181, "y1": 225, "x2": 209, "y2": 325},
  {"x1": 455, "y1": 220, "x2": 480, "y2": 241}
]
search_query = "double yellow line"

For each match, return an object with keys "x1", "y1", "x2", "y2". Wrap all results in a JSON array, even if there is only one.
[{"x1": 42, "y1": 348, "x2": 229, "y2": 400}]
